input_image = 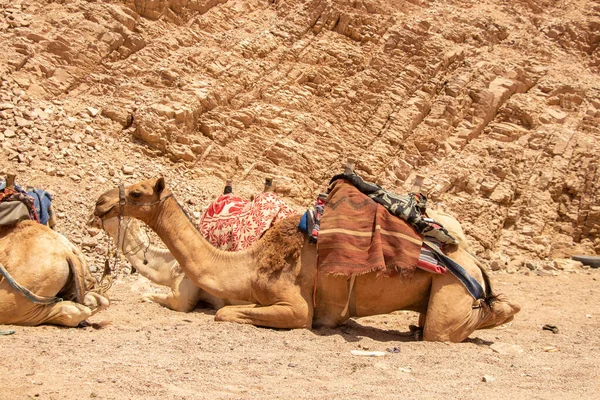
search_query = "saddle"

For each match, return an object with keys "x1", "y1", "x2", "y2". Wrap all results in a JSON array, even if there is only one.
[
  {"x1": 301, "y1": 173, "x2": 485, "y2": 301},
  {"x1": 0, "y1": 176, "x2": 53, "y2": 227},
  {"x1": 198, "y1": 191, "x2": 297, "y2": 251},
  {"x1": 316, "y1": 179, "x2": 423, "y2": 277},
  {"x1": 0, "y1": 187, "x2": 38, "y2": 226}
]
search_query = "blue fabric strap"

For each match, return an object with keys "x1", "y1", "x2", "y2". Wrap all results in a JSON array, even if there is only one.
[{"x1": 423, "y1": 241, "x2": 485, "y2": 300}]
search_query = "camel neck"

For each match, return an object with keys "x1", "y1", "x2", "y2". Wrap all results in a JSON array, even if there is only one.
[
  {"x1": 106, "y1": 219, "x2": 176, "y2": 287},
  {"x1": 145, "y1": 196, "x2": 254, "y2": 301}
]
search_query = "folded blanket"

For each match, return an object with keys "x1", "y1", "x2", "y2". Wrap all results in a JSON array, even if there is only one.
[{"x1": 317, "y1": 179, "x2": 422, "y2": 276}]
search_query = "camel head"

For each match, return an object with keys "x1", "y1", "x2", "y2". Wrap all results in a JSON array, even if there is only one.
[{"x1": 93, "y1": 177, "x2": 170, "y2": 224}]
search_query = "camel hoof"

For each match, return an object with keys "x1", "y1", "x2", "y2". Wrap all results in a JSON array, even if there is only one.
[
  {"x1": 140, "y1": 294, "x2": 154, "y2": 303},
  {"x1": 409, "y1": 325, "x2": 423, "y2": 341}
]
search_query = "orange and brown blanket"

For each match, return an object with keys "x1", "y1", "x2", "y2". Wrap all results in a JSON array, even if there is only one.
[{"x1": 317, "y1": 179, "x2": 423, "y2": 276}]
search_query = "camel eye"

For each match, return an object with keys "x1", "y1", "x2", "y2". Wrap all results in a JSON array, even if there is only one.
[{"x1": 130, "y1": 191, "x2": 142, "y2": 199}]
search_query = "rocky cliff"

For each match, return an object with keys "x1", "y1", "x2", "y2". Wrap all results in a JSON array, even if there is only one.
[{"x1": 1, "y1": 0, "x2": 599, "y2": 271}]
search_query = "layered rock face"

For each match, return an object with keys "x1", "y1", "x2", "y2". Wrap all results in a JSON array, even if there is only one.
[{"x1": 1, "y1": 0, "x2": 599, "y2": 266}]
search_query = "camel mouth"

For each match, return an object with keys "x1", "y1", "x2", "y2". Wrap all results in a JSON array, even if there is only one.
[
  {"x1": 87, "y1": 214, "x2": 103, "y2": 229},
  {"x1": 93, "y1": 188, "x2": 120, "y2": 219}
]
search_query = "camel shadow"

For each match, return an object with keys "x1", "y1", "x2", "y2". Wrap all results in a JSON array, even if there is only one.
[
  {"x1": 189, "y1": 306, "x2": 494, "y2": 347},
  {"x1": 463, "y1": 336, "x2": 494, "y2": 346},
  {"x1": 314, "y1": 319, "x2": 418, "y2": 343}
]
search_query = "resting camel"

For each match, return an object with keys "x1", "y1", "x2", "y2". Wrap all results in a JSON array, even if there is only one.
[
  {"x1": 93, "y1": 177, "x2": 520, "y2": 342},
  {"x1": 95, "y1": 216, "x2": 226, "y2": 311},
  {"x1": 0, "y1": 221, "x2": 110, "y2": 326},
  {"x1": 91, "y1": 182, "x2": 293, "y2": 312}
]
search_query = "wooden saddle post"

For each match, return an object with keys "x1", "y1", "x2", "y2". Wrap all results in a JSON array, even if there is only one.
[
  {"x1": 5, "y1": 173, "x2": 16, "y2": 190},
  {"x1": 263, "y1": 177, "x2": 273, "y2": 193},
  {"x1": 344, "y1": 158, "x2": 355, "y2": 175},
  {"x1": 223, "y1": 179, "x2": 233, "y2": 194}
]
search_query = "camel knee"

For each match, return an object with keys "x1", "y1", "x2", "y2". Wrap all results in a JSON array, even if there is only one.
[
  {"x1": 290, "y1": 306, "x2": 312, "y2": 329},
  {"x1": 214, "y1": 307, "x2": 239, "y2": 323}
]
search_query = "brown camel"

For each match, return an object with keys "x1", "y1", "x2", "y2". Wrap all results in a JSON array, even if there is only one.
[
  {"x1": 0, "y1": 221, "x2": 110, "y2": 327},
  {"x1": 93, "y1": 177, "x2": 520, "y2": 342}
]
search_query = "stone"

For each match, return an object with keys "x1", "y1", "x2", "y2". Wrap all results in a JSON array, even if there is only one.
[
  {"x1": 81, "y1": 237, "x2": 98, "y2": 248},
  {"x1": 490, "y1": 260, "x2": 504, "y2": 271},
  {"x1": 490, "y1": 342, "x2": 524, "y2": 356},
  {"x1": 87, "y1": 107, "x2": 100, "y2": 117},
  {"x1": 122, "y1": 165, "x2": 135, "y2": 175},
  {"x1": 15, "y1": 117, "x2": 33, "y2": 127},
  {"x1": 553, "y1": 259, "x2": 583, "y2": 271}
]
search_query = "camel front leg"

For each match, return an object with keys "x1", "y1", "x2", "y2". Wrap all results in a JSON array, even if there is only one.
[
  {"x1": 141, "y1": 276, "x2": 204, "y2": 312},
  {"x1": 214, "y1": 297, "x2": 312, "y2": 329},
  {"x1": 141, "y1": 291, "x2": 195, "y2": 313},
  {"x1": 422, "y1": 272, "x2": 484, "y2": 342},
  {"x1": 37, "y1": 301, "x2": 95, "y2": 327}
]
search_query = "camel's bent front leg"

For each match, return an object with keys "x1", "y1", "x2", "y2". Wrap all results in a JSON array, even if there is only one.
[
  {"x1": 141, "y1": 291, "x2": 196, "y2": 313},
  {"x1": 214, "y1": 296, "x2": 312, "y2": 329},
  {"x1": 23, "y1": 301, "x2": 95, "y2": 327},
  {"x1": 140, "y1": 276, "x2": 215, "y2": 312}
]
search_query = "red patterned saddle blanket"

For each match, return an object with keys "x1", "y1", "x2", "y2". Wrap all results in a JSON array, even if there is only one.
[{"x1": 199, "y1": 192, "x2": 297, "y2": 251}]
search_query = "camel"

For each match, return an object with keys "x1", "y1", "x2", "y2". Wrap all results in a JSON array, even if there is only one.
[
  {"x1": 0, "y1": 221, "x2": 110, "y2": 327},
  {"x1": 95, "y1": 216, "x2": 227, "y2": 312},
  {"x1": 93, "y1": 177, "x2": 520, "y2": 342},
  {"x1": 91, "y1": 181, "x2": 294, "y2": 312}
]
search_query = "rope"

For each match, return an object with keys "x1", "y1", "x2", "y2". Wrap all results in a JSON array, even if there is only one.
[{"x1": 0, "y1": 262, "x2": 63, "y2": 304}]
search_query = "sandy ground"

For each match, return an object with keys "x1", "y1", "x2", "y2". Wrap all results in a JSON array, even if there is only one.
[{"x1": 1, "y1": 269, "x2": 599, "y2": 400}]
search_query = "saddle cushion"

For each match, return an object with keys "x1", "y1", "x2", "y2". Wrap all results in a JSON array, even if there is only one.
[
  {"x1": 199, "y1": 192, "x2": 297, "y2": 251},
  {"x1": 0, "y1": 201, "x2": 30, "y2": 226}
]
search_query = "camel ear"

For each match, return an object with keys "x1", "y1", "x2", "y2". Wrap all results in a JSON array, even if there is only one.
[{"x1": 155, "y1": 177, "x2": 166, "y2": 194}]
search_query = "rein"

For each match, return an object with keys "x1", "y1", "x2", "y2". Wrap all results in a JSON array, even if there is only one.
[{"x1": 102, "y1": 184, "x2": 174, "y2": 273}]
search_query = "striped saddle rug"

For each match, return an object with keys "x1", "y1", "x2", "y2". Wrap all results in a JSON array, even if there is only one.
[
  {"x1": 199, "y1": 192, "x2": 297, "y2": 251},
  {"x1": 317, "y1": 179, "x2": 424, "y2": 277}
]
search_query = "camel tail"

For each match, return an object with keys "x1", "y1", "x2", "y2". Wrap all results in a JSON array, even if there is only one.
[
  {"x1": 67, "y1": 254, "x2": 87, "y2": 305},
  {"x1": 469, "y1": 252, "x2": 497, "y2": 306}
]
